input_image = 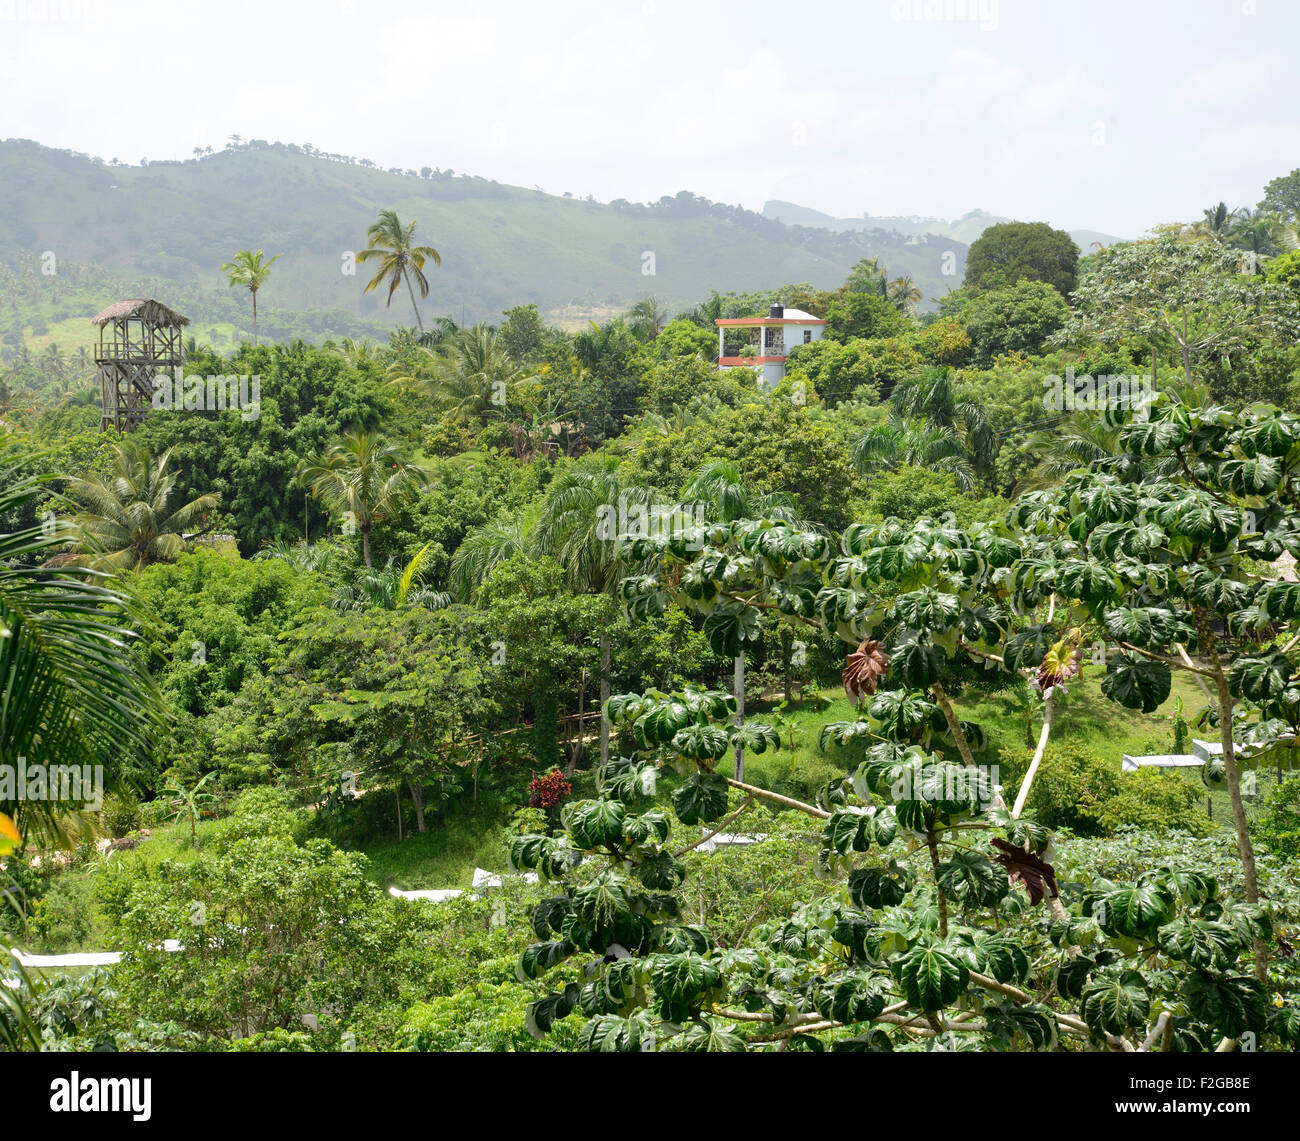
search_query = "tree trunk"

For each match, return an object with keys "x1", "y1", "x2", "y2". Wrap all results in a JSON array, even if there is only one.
[
  {"x1": 1198, "y1": 608, "x2": 1267, "y2": 983},
  {"x1": 569, "y1": 668, "x2": 586, "y2": 775},
  {"x1": 395, "y1": 786, "x2": 403, "y2": 842},
  {"x1": 1012, "y1": 690, "x2": 1055, "y2": 818},
  {"x1": 361, "y1": 523, "x2": 372, "y2": 568},
  {"x1": 408, "y1": 778, "x2": 426, "y2": 833},
  {"x1": 404, "y1": 270, "x2": 425, "y2": 331},
  {"x1": 927, "y1": 830, "x2": 948, "y2": 938},
  {"x1": 933, "y1": 680, "x2": 1008, "y2": 814},
  {"x1": 781, "y1": 626, "x2": 794, "y2": 705},
  {"x1": 599, "y1": 632, "x2": 611, "y2": 767},
  {"x1": 251, "y1": 288, "x2": 259, "y2": 348},
  {"x1": 733, "y1": 652, "x2": 745, "y2": 782},
  {"x1": 1212, "y1": 672, "x2": 1267, "y2": 982}
]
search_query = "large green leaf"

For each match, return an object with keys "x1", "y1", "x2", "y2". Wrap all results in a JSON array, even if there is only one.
[
  {"x1": 1100, "y1": 651, "x2": 1171, "y2": 713},
  {"x1": 1087, "y1": 882, "x2": 1175, "y2": 939},
  {"x1": 1227, "y1": 653, "x2": 1294, "y2": 704},
  {"x1": 848, "y1": 861, "x2": 911, "y2": 909},
  {"x1": 650, "y1": 952, "x2": 722, "y2": 1022},
  {"x1": 936, "y1": 850, "x2": 1008, "y2": 908},
  {"x1": 566, "y1": 799, "x2": 628, "y2": 850},
  {"x1": 811, "y1": 970, "x2": 888, "y2": 1024},
  {"x1": 1079, "y1": 970, "x2": 1150, "y2": 1037},
  {"x1": 671, "y1": 771, "x2": 730, "y2": 825},
  {"x1": 1183, "y1": 972, "x2": 1268, "y2": 1039},
  {"x1": 889, "y1": 631, "x2": 947, "y2": 689},
  {"x1": 702, "y1": 603, "x2": 760, "y2": 657},
  {"x1": 891, "y1": 944, "x2": 969, "y2": 1011}
]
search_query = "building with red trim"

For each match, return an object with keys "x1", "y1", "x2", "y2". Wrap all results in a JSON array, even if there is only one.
[{"x1": 716, "y1": 303, "x2": 827, "y2": 388}]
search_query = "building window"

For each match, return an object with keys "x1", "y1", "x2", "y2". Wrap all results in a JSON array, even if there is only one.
[{"x1": 803, "y1": 329, "x2": 812, "y2": 343}]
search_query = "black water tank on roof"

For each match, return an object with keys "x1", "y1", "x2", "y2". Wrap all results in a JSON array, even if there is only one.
[{"x1": 769, "y1": 303, "x2": 784, "y2": 319}]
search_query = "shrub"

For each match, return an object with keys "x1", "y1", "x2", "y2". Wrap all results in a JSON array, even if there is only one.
[
  {"x1": 400, "y1": 981, "x2": 583, "y2": 1052},
  {"x1": 527, "y1": 767, "x2": 572, "y2": 810},
  {"x1": 997, "y1": 743, "x2": 1209, "y2": 837},
  {"x1": 1255, "y1": 776, "x2": 1300, "y2": 859},
  {"x1": 100, "y1": 793, "x2": 142, "y2": 839}
]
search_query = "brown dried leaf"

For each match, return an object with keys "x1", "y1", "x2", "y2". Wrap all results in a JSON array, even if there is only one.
[
  {"x1": 991, "y1": 837, "x2": 1058, "y2": 906},
  {"x1": 843, "y1": 639, "x2": 890, "y2": 708}
]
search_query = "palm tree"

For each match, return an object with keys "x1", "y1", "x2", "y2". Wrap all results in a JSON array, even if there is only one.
[
  {"x1": 416, "y1": 315, "x2": 462, "y2": 349},
  {"x1": 448, "y1": 506, "x2": 539, "y2": 603},
  {"x1": 251, "y1": 539, "x2": 337, "y2": 573},
  {"x1": 683, "y1": 461, "x2": 797, "y2": 781},
  {"x1": 625, "y1": 296, "x2": 668, "y2": 341},
  {"x1": 852, "y1": 418, "x2": 978, "y2": 490},
  {"x1": 62, "y1": 440, "x2": 220, "y2": 572},
  {"x1": 0, "y1": 459, "x2": 163, "y2": 845},
  {"x1": 891, "y1": 369, "x2": 994, "y2": 470},
  {"x1": 1198, "y1": 202, "x2": 1236, "y2": 243},
  {"x1": 329, "y1": 337, "x2": 382, "y2": 368},
  {"x1": 886, "y1": 275, "x2": 923, "y2": 314},
  {"x1": 399, "y1": 325, "x2": 529, "y2": 424},
  {"x1": 221, "y1": 249, "x2": 281, "y2": 347},
  {"x1": 845, "y1": 256, "x2": 888, "y2": 296},
  {"x1": 356, "y1": 209, "x2": 441, "y2": 330},
  {"x1": 1228, "y1": 208, "x2": 1287, "y2": 267},
  {"x1": 330, "y1": 543, "x2": 452, "y2": 611},
  {"x1": 533, "y1": 461, "x2": 656, "y2": 767},
  {"x1": 298, "y1": 431, "x2": 427, "y2": 568}
]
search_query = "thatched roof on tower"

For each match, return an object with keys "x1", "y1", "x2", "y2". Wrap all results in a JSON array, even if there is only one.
[{"x1": 91, "y1": 299, "x2": 190, "y2": 328}]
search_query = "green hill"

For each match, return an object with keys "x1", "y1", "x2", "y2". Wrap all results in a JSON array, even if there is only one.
[{"x1": 0, "y1": 138, "x2": 971, "y2": 352}]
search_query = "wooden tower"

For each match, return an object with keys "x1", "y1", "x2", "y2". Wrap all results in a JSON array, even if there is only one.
[{"x1": 93, "y1": 299, "x2": 188, "y2": 432}]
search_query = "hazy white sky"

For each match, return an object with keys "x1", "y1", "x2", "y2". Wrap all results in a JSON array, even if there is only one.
[{"x1": 2, "y1": 0, "x2": 1296, "y2": 236}]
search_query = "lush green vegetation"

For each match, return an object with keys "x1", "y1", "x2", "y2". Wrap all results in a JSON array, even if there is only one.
[{"x1": 4, "y1": 165, "x2": 1300, "y2": 1055}]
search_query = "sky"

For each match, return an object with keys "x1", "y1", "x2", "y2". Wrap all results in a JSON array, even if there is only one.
[{"x1": 2, "y1": 0, "x2": 1297, "y2": 238}]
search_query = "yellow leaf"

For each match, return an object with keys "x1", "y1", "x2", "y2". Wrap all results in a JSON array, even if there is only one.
[{"x1": 0, "y1": 812, "x2": 20, "y2": 856}]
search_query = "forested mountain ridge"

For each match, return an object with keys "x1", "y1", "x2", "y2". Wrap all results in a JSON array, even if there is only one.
[{"x1": 0, "y1": 137, "x2": 977, "y2": 346}]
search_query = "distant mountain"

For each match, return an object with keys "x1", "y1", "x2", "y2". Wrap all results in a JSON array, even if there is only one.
[
  {"x1": 762, "y1": 201, "x2": 1124, "y2": 257},
  {"x1": 0, "y1": 139, "x2": 972, "y2": 354}
]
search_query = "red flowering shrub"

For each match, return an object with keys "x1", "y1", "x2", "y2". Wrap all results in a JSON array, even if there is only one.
[{"x1": 528, "y1": 767, "x2": 571, "y2": 810}]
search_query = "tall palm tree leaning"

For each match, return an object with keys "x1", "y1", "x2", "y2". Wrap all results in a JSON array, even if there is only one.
[
  {"x1": 221, "y1": 249, "x2": 281, "y2": 347},
  {"x1": 297, "y1": 431, "x2": 427, "y2": 567},
  {"x1": 357, "y1": 209, "x2": 441, "y2": 331},
  {"x1": 0, "y1": 458, "x2": 163, "y2": 846},
  {"x1": 683, "y1": 460, "x2": 798, "y2": 781},
  {"x1": 533, "y1": 459, "x2": 655, "y2": 767},
  {"x1": 63, "y1": 440, "x2": 221, "y2": 572}
]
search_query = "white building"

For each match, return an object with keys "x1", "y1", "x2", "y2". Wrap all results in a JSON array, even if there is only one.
[{"x1": 716, "y1": 303, "x2": 827, "y2": 388}]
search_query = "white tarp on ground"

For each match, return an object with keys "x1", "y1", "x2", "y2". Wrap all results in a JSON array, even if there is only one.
[
  {"x1": 7, "y1": 939, "x2": 183, "y2": 970},
  {"x1": 386, "y1": 868, "x2": 538, "y2": 903},
  {"x1": 387, "y1": 887, "x2": 464, "y2": 902},
  {"x1": 1121, "y1": 753, "x2": 1203, "y2": 771}
]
